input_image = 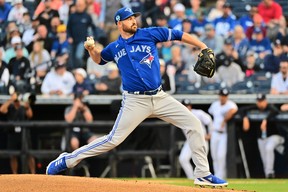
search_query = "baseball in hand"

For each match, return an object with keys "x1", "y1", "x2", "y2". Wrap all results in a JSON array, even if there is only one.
[{"x1": 86, "y1": 36, "x2": 95, "y2": 47}]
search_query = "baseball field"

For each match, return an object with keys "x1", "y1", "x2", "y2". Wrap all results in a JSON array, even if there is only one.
[{"x1": 0, "y1": 175, "x2": 287, "y2": 192}]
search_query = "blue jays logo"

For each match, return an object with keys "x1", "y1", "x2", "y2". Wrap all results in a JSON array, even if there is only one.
[
  {"x1": 125, "y1": 8, "x2": 133, "y2": 13},
  {"x1": 140, "y1": 53, "x2": 154, "y2": 68}
]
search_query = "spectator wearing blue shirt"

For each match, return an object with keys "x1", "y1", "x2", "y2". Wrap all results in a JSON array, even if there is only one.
[
  {"x1": 231, "y1": 25, "x2": 250, "y2": 64},
  {"x1": 181, "y1": 18, "x2": 194, "y2": 34},
  {"x1": 192, "y1": 10, "x2": 209, "y2": 38},
  {"x1": 263, "y1": 39, "x2": 286, "y2": 74},
  {"x1": 51, "y1": 24, "x2": 69, "y2": 65},
  {"x1": 0, "y1": 0, "x2": 12, "y2": 24},
  {"x1": 237, "y1": 5, "x2": 258, "y2": 33},
  {"x1": 249, "y1": 27, "x2": 272, "y2": 60},
  {"x1": 168, "y1": 3, "x2": 186, "y2": 30},
  {"x1": 73, "y1": 68, "x2": 93, "y2": 96},
  {"x1": 214, "y1": 2, "x2": 236, "y2": 37}
]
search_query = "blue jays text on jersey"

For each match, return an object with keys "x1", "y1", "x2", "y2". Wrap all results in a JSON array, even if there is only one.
[{"x1": 99, "y1": 27, "x2": 183, "y2": 92}]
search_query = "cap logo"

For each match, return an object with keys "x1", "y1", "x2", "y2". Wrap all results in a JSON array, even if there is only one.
[
  {"x1": 115, "y1": 15, "x2": 120, "y2": 22},
  {"x1": 125, "y1": 8, "x2": 133, "y2": 13}
]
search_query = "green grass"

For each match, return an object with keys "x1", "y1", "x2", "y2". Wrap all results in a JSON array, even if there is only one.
[{"x1": 118, "y1": 178, "x2": 288, "y2": 192}]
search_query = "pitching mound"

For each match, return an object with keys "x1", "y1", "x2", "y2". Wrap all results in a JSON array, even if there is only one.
[{"x1": 0, "y1": 174, "x2": 243, "y2": 192}]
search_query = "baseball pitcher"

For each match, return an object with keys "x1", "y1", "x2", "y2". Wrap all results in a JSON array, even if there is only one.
[{"x1": 46, "y1": 7, "x2": 227, "y2": 187}]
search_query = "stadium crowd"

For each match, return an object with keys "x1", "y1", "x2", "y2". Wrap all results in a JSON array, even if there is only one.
[{"x1": 0, "y1": 0, "x2": 287, "y2": 96}]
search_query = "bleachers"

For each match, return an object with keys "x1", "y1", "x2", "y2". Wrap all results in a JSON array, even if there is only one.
[{"x1": 227, "y1": 0, "x2": 288, "y2": 18}]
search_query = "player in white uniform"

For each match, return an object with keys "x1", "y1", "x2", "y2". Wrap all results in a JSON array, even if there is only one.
[
  {"x1": 208, "y1": 88, "x2": 238, "y2": 179},
  {"x1": 179, "y1": 99, "x2": 213, "y2": 179}
]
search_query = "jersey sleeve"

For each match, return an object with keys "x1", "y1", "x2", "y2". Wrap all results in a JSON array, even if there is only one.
[
  {"x1": 99, "y1": 44, "x2": 115, "y2": 65},
  {"x1": 147, "y1": 27, "x2": 183, "y2": 43}
]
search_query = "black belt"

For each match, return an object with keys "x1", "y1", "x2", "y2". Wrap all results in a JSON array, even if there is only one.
[{"x1": 127, "y1": 86, "x2": 162, "y2": 95}]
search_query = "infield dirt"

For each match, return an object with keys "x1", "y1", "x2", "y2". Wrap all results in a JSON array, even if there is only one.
[{"x1": 0, "y1": 174, "x2": 246, "y2": 192}]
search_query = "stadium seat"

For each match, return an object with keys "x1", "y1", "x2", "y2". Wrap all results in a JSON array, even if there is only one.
[
  {"x1": 230, "y1": 80, "x2": 254, "y2": 94},
  {"x1": 175, "y1": 74, "x2": 199, "y2": 94},
  {"x1": 198, "y1": 82, "x2": 223, "y2": 95}
]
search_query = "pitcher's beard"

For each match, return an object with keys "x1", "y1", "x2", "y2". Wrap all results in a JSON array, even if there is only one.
[{"x1": 123, "y1": 25, "x2": 137, "y2": 34}]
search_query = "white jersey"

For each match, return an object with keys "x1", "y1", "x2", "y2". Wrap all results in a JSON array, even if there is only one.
[
  {"x1": 191, "y1": 109, "x2": 213, "y2": 135},
  {"x1": 208, "y1": 100, "x2": 238, "y2": 132},
  {"x1": 271, "y1": 72, "x2": 288, "y2": 93}
]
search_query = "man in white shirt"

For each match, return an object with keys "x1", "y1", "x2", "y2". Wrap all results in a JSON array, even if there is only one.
[
  {"x1": 41, "y1": 62, "x2": 75, "y2": 96},
  {"x1": 208, "y1": 88, "x2": 238, "y2": 179},
  {"x1": 270, "y1": 58, "x2": 288, "y2": 95}
]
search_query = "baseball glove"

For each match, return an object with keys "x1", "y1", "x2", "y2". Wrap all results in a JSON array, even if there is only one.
[{"x1": 194, "y1": 48, "x2": 216, "y2": 78}]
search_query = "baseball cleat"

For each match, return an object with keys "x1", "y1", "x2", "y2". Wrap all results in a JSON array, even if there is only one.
[
  {"x1": 194, "y1": 174, "x2": 228, "y2": 187},
  {"x1": 46, "y1": 152, "x2": 68, "y2": 175}
]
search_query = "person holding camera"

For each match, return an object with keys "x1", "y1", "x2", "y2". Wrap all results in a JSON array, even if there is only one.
[
  {"x1": 0, "y1": 92, "x2": 35, "y2": 174},
  {"x1": 64, "y1": 94, "x2": 97, "y2": 151}
]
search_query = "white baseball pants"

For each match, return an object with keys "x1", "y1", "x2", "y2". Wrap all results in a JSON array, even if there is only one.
[{"x1": 65, "y1": 91, "x2": 211, "y2": 178}]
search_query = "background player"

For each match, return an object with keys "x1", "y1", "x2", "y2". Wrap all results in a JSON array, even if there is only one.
[
  {"x1": 179, "y1": 99, "x2": 213, "y2": 179},
  {"x1": 208, "y1": 88, "x2": 238, "y2": 179},
  {"x1": 46, "y1": 7, "x2": 228, "y2": 187}
]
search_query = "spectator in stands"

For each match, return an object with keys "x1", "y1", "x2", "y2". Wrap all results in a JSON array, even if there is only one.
[
  {"x1": 240, "y1": 93, "x2": 285, "y2": 178},
  {"x1": 244, "y1": 50, "x2": 262, "y2": 78},
  {"x1": 168, "y1": 3, "x2": 186, "y2": 30},
  {"x1": 208, "y1": 88, "x2": 238, "y2": 179},
  {"x1": 159, "y1": 58, "x2": 175, "y2": 95},
  {"x1": 246, "y1": 13, "x2": 266, "y2": 41},
  {"x1": 58, "y1": 0, "x2": 74, "y2": 25},
  {"x1": 4, "y1": 36, "x2": 29, "y2": 64},
  {"x1": 216, "y1": 38, "x2": 244, "y2": 70},
  {"x1": 155, "y1": 13, "x2": 168, "y2": 28},
  {"x1": 67, "y1": 0, "x2": 96, "y2": 69},
  {"x1": 29, "y1": 40, "x2": 51, "y2": 80},
  {"x1": 200, "y1": 23, "x2": 224, "y2": 55},
  {"x1": 50, "y1": 24, "x2": 69, "y2": 65},
  {"x1": 217, "y1": 53, "x2": 245, "y2": 87},
  {"x1": 37, "y1": 0, "x2": 60, "y2": 31},
  {"x1": 7, "y1": 44, "x2": 31, "y2": 87},
  {"x1": 0, "y1": 47, "x2": 9, "y2": 92},
  {"x1": 213, "y1": 2, "x2": 236, "y2": 38},
  {"x1": 238, "y1": 5, "x2": 258, "y2": 33},
  {"x1": 180, "y1": 43, "x2": 202, "y2": 86},
  {"x1": 22, "y1": 16, "x2": 40, "y2": 48},
  {"x1": 207, "y1": 0, "x2": 225, "y2": 22},
  {"x1": 249, "y1": 27, "x2": 272, "y2": 60},
  {"x1": 7, "y1": 0, "x2": 27, "y2": 26},
  {"x1": 94, "y1": 62, "x2": 121, "y2": 95},
  {"x1": 263, "y1": 39, "x2": 286, "y2": 74},
  {"x1": 179, "y1": 99, "x2": 212, "y2": 179},
  {"x1": 157, "y1": 41, "x2": 173, "y2": 63},
  {"x1": 187, "y1": 0, "x2": 206, "y2": 19},
  {"x1": 181, "y1": 18, "x2": 194, "y2": 34},
  {"x1": 166, "y1": 45, "x2": 186, "y2": 75},
  {"x1": 281, "y1": 35, "x2": 288, "y2": 58},
  {"x1": 280, "y1": 103, "x2": 288, "y2": 112},
  {"x1": 41, "y1": 61, "x2": 75, "y2": 96},
  {"x1": 258, "y1": 0, "x2": 286, "y2": 41},
  {"x1": 28, "y1": 24, "x2": 53, "y2": 53},
  {"x1": 73, "y1": 68, "x2": 93, "y2": 96},
  {"x1": 270, "y1": 58, "x2": 288, "y2": 95},
  {"x1": 19, "y1": 12, "x2": 32, "y2": 34},
  {"x1": 231, "y1": 25, "x2": 250, "y2": 63},
  {"x1": 0, "y1": 0, "x2": 12, "y2": 24},
  {"x1": 0, "y1": 92, "x2": 35, "y2": 174},
  {"x1": 86, "y1": 43, "x2": 107, "y2": 81},
  {"x1": 34, "y1": 0, "x2": 62, "y2": 18},
  {"x1": 191, "y1": 10, "x2": 209, "y2": 38},
  {"x1": 48, "y1": 16, "x2": 61, "y2": 40},
  {"x1": 64, "y1": 93, "x2": 96, "y2": 151}
]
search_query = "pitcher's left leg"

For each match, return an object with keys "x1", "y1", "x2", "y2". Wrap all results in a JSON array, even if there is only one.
[{"x1": 152, "y1": 92, "x2": 210, "y2": 178}]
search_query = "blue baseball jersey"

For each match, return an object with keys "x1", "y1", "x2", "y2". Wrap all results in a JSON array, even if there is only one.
[{"x1": 99, "y1": 27, "x2": 183, "y2": 92}]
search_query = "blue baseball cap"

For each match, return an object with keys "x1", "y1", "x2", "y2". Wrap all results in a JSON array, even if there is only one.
[{"x1": 114, "y1": 7, "x2": 141, "y2": 25}]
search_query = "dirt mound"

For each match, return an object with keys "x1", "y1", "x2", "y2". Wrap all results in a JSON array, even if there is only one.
[{"x1": 0, "y1": 174, "x2": 243, "y2": 192}]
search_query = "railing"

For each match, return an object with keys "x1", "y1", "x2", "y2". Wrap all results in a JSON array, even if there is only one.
[{"x1": 0, "y1": 120, "x2": 176, "y2": 177}]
